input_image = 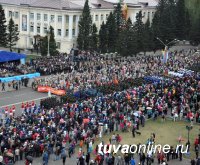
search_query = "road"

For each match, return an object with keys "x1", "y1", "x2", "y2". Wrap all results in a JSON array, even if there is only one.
[
  {"x1": 0, "y1": 88, "x2": 49, "y2": 116},
  {"x1": 0, "y1": 88, "x2": 193, "y2": 165}
]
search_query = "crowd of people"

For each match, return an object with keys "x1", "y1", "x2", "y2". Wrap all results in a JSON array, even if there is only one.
[
  {"x1": 32, "y1": 49, "x2": 200, "y2": 94},
  {"x1": 0, "y1": 48, "x2": 200, "y2": 165},
  {"x1": 0, "y1": 62, "x2": 35, "y2": 78}
]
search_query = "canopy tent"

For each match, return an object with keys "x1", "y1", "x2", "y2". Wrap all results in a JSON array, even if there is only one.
[{"x1": 0, "y1": 50, "x2": 26, "y2": 63}]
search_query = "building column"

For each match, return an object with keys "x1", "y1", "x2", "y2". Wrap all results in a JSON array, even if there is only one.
[
  {"x1": 4, "y1": 8, "x2": 8, "y2": 20},
  {"x1": 48, "y1": 13, "x2": 50, "y2": 28},
  {"x1": 98, "y1": 13, "x2": 101, "y2": 29},
  {"x1": 33, "y1": 12, "x2": 37, "y2": 35},
  {"x1": 26, "y1": 12, "x2": 30, "y2": 49},
  {"x1": 61, "y1": 14, "x2": 66, "y2": 38},
  {"x1": 75, "y1": 15, "x2": 79, "y2": 37},
  {"x1": 40, "y1": 13, "x2": 44, "y2": 36},
  {"x1": 54, "y1": 13, "x2": 57, "y2": 38},
  {"x1": 27, "y1": 12, "x2": 30, "y2": 34},
  {"x1": 93, "y1": 14, "x2": 95, "y2": 23},
  {"x1": 68, "y1": 14, "x2": 73, "y2": 40},
  {"x1": 19, "y1": 12, "x2": 23, "y2": 32}
]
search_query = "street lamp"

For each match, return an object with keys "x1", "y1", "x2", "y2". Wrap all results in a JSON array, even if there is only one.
[
  {"x1": 186, "y1": 125, "x2": 193, "y2": 150},
  {"x1": 156, "y1": 37, "x2": 179, "y2": 63},
  {"x1": 46, "y1": 30, "x2": 50, "y2": 57},
  {"x1": 156, "y1": 37, "x2": 179, "y2": 50}
]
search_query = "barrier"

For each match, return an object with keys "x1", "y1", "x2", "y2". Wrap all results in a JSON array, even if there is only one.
[
  {"x1": 37, "y1": 86, "x2": 66, "y2": 96},
  {"x1": 0, "y1": 73, "x2": 40, "y2": 82}
]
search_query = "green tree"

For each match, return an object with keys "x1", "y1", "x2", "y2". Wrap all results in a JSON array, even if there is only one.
[
  {"x1": 134, "y1": 11, "x2": 144, "y2": 53},
  {"x1": 89, "y1": 23, "x2": 98, "y2": 51},
  {"x1": 151, "y1": 11, "x2": 162, "y2": 51},
  {"x1": 175, "y1": 0, "x2": 190, "y2": 40},
  {"x1": 7, "y1": 17, "x2": 19, "y2": 51},
  {"x1": 49, "y1": 26, "x2": 57, "y2": 56},
  {"x1": 77, "y1": 0, "x2": 92, "y2": 50},
  {"x1": 117, "y1": 18, "x2": 137, "y2": 56},
  {"x1": 114, "y1": 3, "x2": 123, "y2": 33},
  {"x1": 99, "y1": 21, "x2": 108, "y2": 53},
  {"x1": 106, "y1": 12, "x2": 117, "y2": 52},
  {"x1": 126, "y1": 18, "x2": 137, "y2": 56},
  {"x1": 143, "y1": 17, "x2": 153, "y2": 54},
  {"x1": 165, "y1": 0, "x2": 177, "y2": 41},
  {"x1": 40, "y1": 36, "x2": 48, "y2": 56},
  {"x1": 189, "y1": 17, "x2": 200, "y2": 45},
  {"x1": 151, "y1": 0, "x2": 177, "y2": 51},
  {"x1": 0, "y1": 4, "x2": 7, "y2": 47}
]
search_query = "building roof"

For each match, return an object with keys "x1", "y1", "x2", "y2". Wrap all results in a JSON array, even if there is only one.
[
  {"x1": 30, "y1": 0, "x2": 83, "y2": 10},
  {"x1": 0, "y1": 0, "x2": 157, "y2": 10},
  {"x1": 0, "y1": 0, "x2": 114, "y2": 10},
  {"x1": 103, "y1": 0, "x2": 158, "y2": 7}
]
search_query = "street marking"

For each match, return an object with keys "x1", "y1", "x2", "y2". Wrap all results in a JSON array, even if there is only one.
[{"x1": 0, "y1": 96, "x2": 51, "y2": 108}]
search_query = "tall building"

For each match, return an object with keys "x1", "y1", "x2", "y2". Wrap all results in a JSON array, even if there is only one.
[{"x1": 0, "y1": 0, "x2": 157, "y2": 53}]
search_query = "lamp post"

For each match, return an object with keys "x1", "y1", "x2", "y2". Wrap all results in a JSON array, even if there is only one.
[
  {"x1": 46, "y1": 30, "x2": 50, "y2": 57},
  {"x1": 156, "y1": 37, "x2": 179, "y2": 63},
  {"x1": 156, "y1": 37, "x2": 179, "y2": 50},
  {"x1": 186, "y1": 125, "x2": 193, "y2": 150}
]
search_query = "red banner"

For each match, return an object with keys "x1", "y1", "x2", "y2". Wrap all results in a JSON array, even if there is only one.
[{"x1": 37, "y1": 86, "x2": 66, "y2": 96}]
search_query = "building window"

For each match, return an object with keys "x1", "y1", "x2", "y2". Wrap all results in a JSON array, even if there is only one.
[
  {"x1": 152, "y1": 12, "x2": 154, "y2": 17},
  {"x1": 106, "y1": 14, "x2": 108, "y2": 19},
  {"x1": 30, "y1": 26, "x2": 34, "y2": 32},
  {"x1": 15, "y1": 12, "x2": 19, "y2": 19},
  {"x1": 57, "y1": 29, "x2": 61, "y2": 36},
  {"x1": 56, "y1": 42, "x2": 61, "y2": 49},
  {"x1": 9, "y1": 11, "x2": 12, "y2": 17},
  {"x1": 30, "y1": 13, "x2": 34, "y2": 19},
  {"x1": 101, "y1": 14, "x2": 104, "y2": 21},
  {"x1": 58, "y1": 16, "x2": 62, "y2": 22},
  {"x1": 37, "y1": 13, "x2": 41, "y2": 20},
  {"x1": 44, "y1": 27, "x2": 47, "y2": 33},
  {"x1": 66, "y1": 29, "x2": 68, "y2": 36},
  {"x1": 95, "y1": 15, "x2": 98, "y2": 21},
  {"x1": 72, "y1": 29, "x2": 75, "y2": 36},
  {"x1": 148, "y1": 12, "x2": 150, "y2": 18},
  {"x1": 73, "y1": 16, "x2": 76, "y2": 23},
  {"x1": 44, "y1": 14, "x2": 48, "y2": 21},
  {"x1": 37, "y1": 26, "x2": 40, "y2": 33},
  {"x1": 50, "y1": 15, "x2": 54, "y2": 22},
  {"x1": 30, "y1": 38, "x2": 33, "y2": 45}
]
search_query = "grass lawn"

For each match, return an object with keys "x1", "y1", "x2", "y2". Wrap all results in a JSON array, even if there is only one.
[{"x1": 77, "y1": 118, "x2": 199, "y2": 159}]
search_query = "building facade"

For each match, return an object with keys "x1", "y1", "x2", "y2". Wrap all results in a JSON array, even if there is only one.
[{"x1": 0, "y1": 0, "x2": 157, "y2": 53}]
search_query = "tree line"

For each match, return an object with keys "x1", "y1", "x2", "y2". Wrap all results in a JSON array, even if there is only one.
[
  {"x1": 77, "y1": 0, "x2": 200, "y2": 56},
  {"x1": 0, "y1": 5, "x2": 19, "y2": 52}
]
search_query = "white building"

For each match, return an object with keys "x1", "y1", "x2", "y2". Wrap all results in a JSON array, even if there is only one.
[{"x1": 0, "y1": 0, "x2": 158, "y2": 53}]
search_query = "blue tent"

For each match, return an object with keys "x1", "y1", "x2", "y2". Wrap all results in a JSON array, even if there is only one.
[{"x1": 0, "y1": 50, "x2": 26, "y2": 63}]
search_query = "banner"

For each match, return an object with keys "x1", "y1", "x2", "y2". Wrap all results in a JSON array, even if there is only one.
[
  {"x1": 37, "y1": 86, "x2": 66, "y2": 96},
  {"x1": 122, "y1": 3, "x2": 128, "y2": 20},
  {"x1": 162, "y1": 47, "x2": 168, "y2": 63}
]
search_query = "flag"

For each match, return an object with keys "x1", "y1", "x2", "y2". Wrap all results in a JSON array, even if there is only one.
[{"x1": 162, "y1": 49, "x2": 168, "y2": 63}]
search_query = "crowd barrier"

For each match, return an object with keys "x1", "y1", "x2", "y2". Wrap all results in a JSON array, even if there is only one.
[
  {"x1": 0, "y1": 73, "x2": 40, "y2": 82},
  {"x1": 37, "y1": 86, "x2": 66, "y2": 96}
]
